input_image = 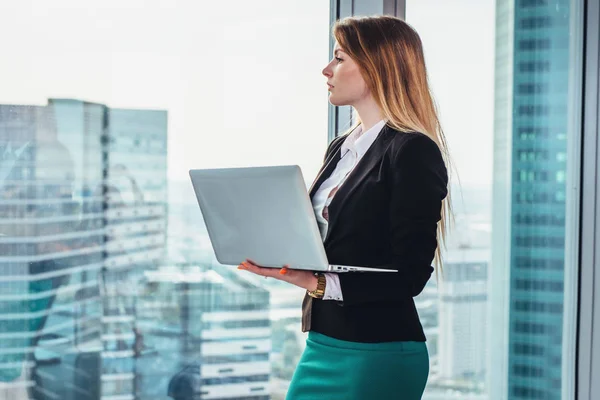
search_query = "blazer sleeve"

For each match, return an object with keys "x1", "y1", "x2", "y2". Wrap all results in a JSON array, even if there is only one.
[{"x1": 336, "y1": 134, "x2": 448, "y2": 306}]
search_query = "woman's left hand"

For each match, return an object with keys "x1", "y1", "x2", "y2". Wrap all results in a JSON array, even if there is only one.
[{"x1": 237, "y1": 259, "x2": 318, "y2": 292}]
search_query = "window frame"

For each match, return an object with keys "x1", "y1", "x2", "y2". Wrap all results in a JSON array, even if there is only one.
[{"x1": 577, "y1": 0, "x2": 600, "y2": 398}]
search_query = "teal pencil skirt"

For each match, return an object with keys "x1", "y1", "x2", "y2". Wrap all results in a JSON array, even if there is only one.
[{"x1": 285, "y1": 331, "x2": 429, "y2": 400}]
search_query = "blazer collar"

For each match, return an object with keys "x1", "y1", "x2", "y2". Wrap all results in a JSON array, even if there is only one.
[
  {"x1": 308, "y1": 132, "x2": 349, "y2": 198},
  {"x1": 309, "y1": 124, "x2": 395, "y2": 243}
]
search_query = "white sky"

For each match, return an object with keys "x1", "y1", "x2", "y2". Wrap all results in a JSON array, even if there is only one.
[
  {"x1": 0, "y1": 0, "x2": 494, "y2": 187},
  {"x1": 408, "y1": 0, "x2": 495, "y2": 189}
]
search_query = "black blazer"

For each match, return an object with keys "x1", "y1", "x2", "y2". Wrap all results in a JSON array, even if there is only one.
[{"x1": 301, "y1": 124, "x2": 448, "y2": 343}]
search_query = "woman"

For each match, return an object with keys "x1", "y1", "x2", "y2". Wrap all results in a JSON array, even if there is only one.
[{"x1": 238, "y1": 15, "x2": 451, "y2": 399}]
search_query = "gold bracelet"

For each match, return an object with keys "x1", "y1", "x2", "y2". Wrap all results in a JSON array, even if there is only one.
[{"x1": 307, "y1": 273, "x2": 326, "y2": 299}]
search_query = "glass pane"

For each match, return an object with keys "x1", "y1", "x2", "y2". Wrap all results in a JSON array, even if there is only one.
[
  {"x1": 0, "y1": 1, "x2": 329, "y2": 399},
  {"x1": 407, "y1": 0, "x2": 582, "y2": 399}
]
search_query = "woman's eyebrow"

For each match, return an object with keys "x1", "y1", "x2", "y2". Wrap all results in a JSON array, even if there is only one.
[{"x1": 334, "y1": 49, "x2": 345, "y2": 55}]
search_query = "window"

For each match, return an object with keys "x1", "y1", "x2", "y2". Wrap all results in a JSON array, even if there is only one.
[
  {"x1": 515, "y1": 236, "x2": 565, "y2": 249},
  {"x1": 514, "y1": 214, "x2": 565, "y2": 226},
  {"x1": 518, "y1": 150, "x2": 549, "y2": 161},
  {"x1": 519, "y1": 0, "x2": 550, "y2": 7},
  {"x1": 407, "y1": 0, "x2": 582, "y2": 398},
  {"x1": 518, "y1": 83, "x2": 550, "y2": 94},
  {"x1": 517, "y1": 170, "x2": 549, "y2": 182},
  {"x1": 514, "y1": 279, "x2": 564, "y2": 292},
  {"x1": 513, "y1": 364, "x2": 545, "y2": 378},
  {"x1": 519, "y1": 16, "x2": 554, "y2": 29},
  {"x1": 514, "y1": 343, "x2": 545, "y2": 356},
  {"x1": 517, "y1": 104, "x2": 566, "y2": 116},
  {"x1": 514, "y1": 322, "x2": 551, "y2": 334},
  {"x1": 512, "y1": 385, "x2": 546, "y2": 398},
  {"x1": 2, "y1": 0, "x2": 590, "y2": 398},
  {"x1": 0, "y1": 1, "x2": 329, "y2": 398},
  {"x1": 514, "y1": 300, "x2": 563, "y2": 314},
  {"x1": 518, "y1": 38, "x2": 552, "y2": 50},
  {"x1": 519, "y1": 61, "x2": 551, "y2": 73}
]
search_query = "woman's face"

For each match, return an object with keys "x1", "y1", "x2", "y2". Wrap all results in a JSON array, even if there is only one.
[{"x1": 322, "y1": 43, "x2": 370, "y2": 107}]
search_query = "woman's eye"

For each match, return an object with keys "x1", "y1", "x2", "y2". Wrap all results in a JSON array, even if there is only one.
[{"x1": 335, "y1": 57, "x2": 343, "y2": 63}]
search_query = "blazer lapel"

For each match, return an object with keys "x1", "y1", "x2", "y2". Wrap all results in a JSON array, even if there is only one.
[
  {"x1": 323, "y1": 125, "x2": 394, "y2": 243},
  {"x1": 308, "y1": 134, "x2": 348, "y2": 199}
]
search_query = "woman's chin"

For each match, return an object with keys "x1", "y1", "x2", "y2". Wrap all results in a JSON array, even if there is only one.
[{"x1": 328, "y1": 96, "x2": 347, "y2": 107}]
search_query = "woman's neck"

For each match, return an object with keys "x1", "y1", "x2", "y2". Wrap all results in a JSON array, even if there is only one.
[{"x1": 353, "y1": 98, "x2": 384, "y2": 133}]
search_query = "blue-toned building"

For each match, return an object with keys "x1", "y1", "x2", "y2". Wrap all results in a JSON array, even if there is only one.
[
  {"x1": 0, "y1": 100, "x2": 105, "y2": 399},
  {"x1": 0, "y1": 98, "x2": 168, "y2": 399},
  {"x1": 138, "y1": 264, "x2": 271, "y2": 400},
  {"x1": 491, "y1": 1, "x2": 570, "y2": 399}
]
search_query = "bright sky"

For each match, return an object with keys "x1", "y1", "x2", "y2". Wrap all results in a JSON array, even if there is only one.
[
  {"x1": 408, "y1": 0, "x2": 495, "y2": 189},
  {"x1": 0, "y1": 0, "x2": 494, "y2": 187}
]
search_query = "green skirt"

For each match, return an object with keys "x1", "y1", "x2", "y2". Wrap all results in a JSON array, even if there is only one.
[{"x1": 286, "y1": 331, "x2": 429, "y2": 400}]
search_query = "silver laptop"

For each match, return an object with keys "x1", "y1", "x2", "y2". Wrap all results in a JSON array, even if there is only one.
[{"x1": 189, "y1": 165, "x2": 394, "y2": 273}]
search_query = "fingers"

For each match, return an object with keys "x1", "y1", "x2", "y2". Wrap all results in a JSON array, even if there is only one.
[
  {"x1": 237, "y1": 261, "x2": 290, "y2": 278},
  {"x1": 237, "y1": 260, "x2": 277, "y2": 278},
  {"x1": 238, "y1": 262, "x2": 315, "y2": 291}
]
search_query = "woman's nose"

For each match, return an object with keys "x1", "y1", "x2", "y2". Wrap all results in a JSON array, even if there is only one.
[{"x1": 322, "y1": 62, "x2": 333, "y2": 77}]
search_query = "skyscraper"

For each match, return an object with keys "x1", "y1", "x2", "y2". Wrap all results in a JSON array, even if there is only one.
[
  {"x1": 0, "y1": 98, "x2": 168, "y2": 399},
  {"x1": 491, "y1": 1, "x2": 570, "y2": 399},
  {"x1": 0, "y1": 100, "x2": 105, "y2": 398}
]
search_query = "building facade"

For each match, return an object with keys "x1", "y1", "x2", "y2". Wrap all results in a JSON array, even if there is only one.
[
  {"x1": 138, "y1": 264, "x2": 271, "y2": 400},
  {"x1": 0, "y1": 98, "x2": 168, "y2": 399},
  {"x1": 491, "y1": 1, "x2": 570, "y2": 399}
]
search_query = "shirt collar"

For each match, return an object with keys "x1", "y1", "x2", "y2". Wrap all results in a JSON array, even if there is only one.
[{"x1": 342, "y1": 119, "x2": 387, "y2": 159}]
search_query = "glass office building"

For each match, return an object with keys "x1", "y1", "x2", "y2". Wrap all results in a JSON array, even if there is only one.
[
  {"x1": 0, "y1": 100, "x2": 106, "y2": 398},
  {"x1": 0, "y1": 98, "x2": 168, "y2": 399},
  {"x1": 510, "y1": 2, "x2": 570, "y2": 399},
  {"x1": 491, "y1": 0, "x2": 571, "y2": 399}
]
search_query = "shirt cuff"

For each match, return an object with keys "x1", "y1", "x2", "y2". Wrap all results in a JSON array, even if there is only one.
[{"x1": 323, "y1": 273, "x2": 343, "y2": 301}]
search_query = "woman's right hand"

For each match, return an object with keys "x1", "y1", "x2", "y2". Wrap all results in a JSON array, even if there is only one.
[{"x1": 237, "y1": 259, "x2": 319, "y2": 292}]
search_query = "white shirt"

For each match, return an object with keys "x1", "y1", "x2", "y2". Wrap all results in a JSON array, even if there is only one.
[{"x1": 312, "y1": 119, "x2": 387, "y2": 301}]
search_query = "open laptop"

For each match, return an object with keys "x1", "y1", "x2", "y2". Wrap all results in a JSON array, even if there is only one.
[{"x1": 189, "y1": 165, "x2": 394, "y2": 273}]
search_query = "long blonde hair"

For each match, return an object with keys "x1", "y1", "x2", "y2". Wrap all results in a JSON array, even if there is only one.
[{"x1": 333, "y1": 15, "x2": 455, "y2": 276}]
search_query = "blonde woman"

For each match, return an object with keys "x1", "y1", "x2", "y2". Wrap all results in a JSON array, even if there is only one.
[{"x1": 238, "y1": 15, "x2": 451, "y2": 399}]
